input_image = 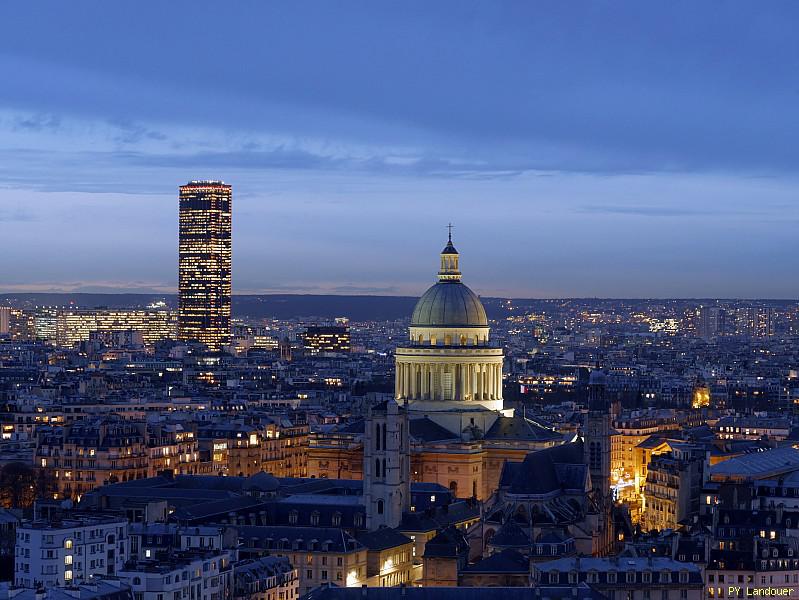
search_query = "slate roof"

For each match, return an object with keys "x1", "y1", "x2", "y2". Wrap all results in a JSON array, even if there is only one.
[
  {"x1": 171, "y1": 496, "x2": 268, "y2": 521},
  {"x1": 236, "y1": 525, "x2": 363, "y2": 553},
  {"x1": 304, "y1": 585, "x2": 606, "y2": 600},
  {"x1": 499, "y1": 442, "x2": 587, "y2": 496},
  {"x1": 398, "y1": 500, "x2": 480, "y2": 532},
  {"x1": 355, "y1": 528, "x2": 413, "y2": 551},
  {"x1": 489, "y1": 520, "x2": 531, "y2": 547},
  {"x1": 422, "y1": 525, "x2": 469, "y2": 558},
  {"x1": 485, "y1": 415, "x2": 561, "y2": 442},
  {"x1": 461, "y1": 548, "x2": 529, "y2": 573},
  {"x1": 409, "y1": 417, "x2": 460, "y2": 442},
  {"x1": 710, "y1": 446, "x2": 799, "y2": 480}
]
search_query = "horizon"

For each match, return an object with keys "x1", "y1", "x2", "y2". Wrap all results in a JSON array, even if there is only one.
[{"x1": 2, "y1": 290, "x2": 796, "y2": 302}]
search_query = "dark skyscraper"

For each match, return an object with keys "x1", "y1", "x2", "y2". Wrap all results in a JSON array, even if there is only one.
[{"x1": 178, "y1": 181, "x2": 232, "y2": 352}]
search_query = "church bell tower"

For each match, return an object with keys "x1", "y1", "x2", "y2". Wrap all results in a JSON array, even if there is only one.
[
  {"x1": 584, "y1": 368, "x2": 612, "y2": 498},
  {"x1": 364, "y1": 398, "x2": 410, "y2": 529}
]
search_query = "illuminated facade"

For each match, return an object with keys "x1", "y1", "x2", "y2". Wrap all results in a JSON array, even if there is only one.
[
  {"x1": 303, "y1": 325, "x2": 351, "y2": 354},
  {"x1": 178, "y1": 181, "x2": 232, "y2": 352},
  {"x1": 0, "y1": 306, "x2": 9, "y2": 337},
  {"x1": 54, "y1": 309, "x2": 176, "y2": 348},
  {"x1": 396, "y1": 234, "x2": 507, "y2": 430}
]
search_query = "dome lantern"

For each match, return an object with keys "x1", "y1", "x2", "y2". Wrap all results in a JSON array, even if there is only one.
[{"x1": 438, "y1": 224, "x2": 461, "y2": 282}]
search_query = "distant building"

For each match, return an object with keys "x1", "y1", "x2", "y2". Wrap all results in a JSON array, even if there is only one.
[
  {"x1": 54, "y1": 309, "x2": 175, "y2": 348},
  {"x1": 697, "y1": 306, "x2": 725, "y2": 340},
  {"x1": 302, "y1": 326, "x2": 351, "y2": 355},
  {"x1": 178, "y1": 181, "x2": 232, "y2": 352},
  {"x1": 0, "y1": 307, "x2": 10, "y2": 337}
]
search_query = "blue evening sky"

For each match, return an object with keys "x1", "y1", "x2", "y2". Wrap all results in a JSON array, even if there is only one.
[{"x1": 0, "y1": 2, "x2": 797, "y2": 298}]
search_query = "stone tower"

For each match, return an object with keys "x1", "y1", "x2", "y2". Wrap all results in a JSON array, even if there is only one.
[
  {"x1": 364, "y1": 397, "x2": 410, "y2": 529},
  {"x1": 584, "y1": 367, "x2": 614, "y2": 555},
  {"x1": 585, "y1": 368, "x2": 612, "y2": 499}
]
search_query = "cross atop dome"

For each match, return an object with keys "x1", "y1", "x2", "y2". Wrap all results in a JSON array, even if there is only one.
[
  {"x1": 439, "y1": 225, "x2": 461, "y2": 281},
  {"x1": 442, "y1": 223, "x2": 458, "y2": 255}
]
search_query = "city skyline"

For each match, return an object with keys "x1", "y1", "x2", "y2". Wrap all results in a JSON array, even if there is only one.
[{"x1": 2, "y1": 2, "x2": 799, "y2": 298}]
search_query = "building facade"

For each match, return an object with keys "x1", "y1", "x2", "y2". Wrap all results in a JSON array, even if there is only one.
[
  {"x1": 14, "y1": 516, "x2": 128, "y2": 588},
  {"x1": 178, "y1": 181, "x2": 232, "y2": 352}
]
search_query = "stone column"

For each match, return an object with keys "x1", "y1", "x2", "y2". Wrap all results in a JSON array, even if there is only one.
[{"x1": 496, "y1": 364, "x2": 502, "y2": 399}]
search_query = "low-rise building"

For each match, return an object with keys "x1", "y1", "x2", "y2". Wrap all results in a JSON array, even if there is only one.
[
  {"x1": 233, "y1": 556, "x2": 298, "y2": 600},
  {"x1": 14, "y1": 515, "x2": 129, "y2": 588}
]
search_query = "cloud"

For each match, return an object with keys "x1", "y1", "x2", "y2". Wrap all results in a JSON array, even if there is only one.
[
  {"x1": 11, "y1": 113, "x2": 61, "y2": 132},
  {"x1": 0, "y1": 281, "x2": 175, "y2": 294},
  {"x1": 0, "y1": 207, "x2": 37, "y2": 222}
]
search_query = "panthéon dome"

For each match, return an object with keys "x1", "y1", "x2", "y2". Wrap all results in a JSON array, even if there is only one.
[{"x1": 410, "y1": 237, "x2": 488, "y2": 328}]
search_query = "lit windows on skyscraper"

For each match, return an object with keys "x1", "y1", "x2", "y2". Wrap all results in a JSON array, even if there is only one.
[{"x1": 178, "y1": 181, "x2": 232, "y2": 352}]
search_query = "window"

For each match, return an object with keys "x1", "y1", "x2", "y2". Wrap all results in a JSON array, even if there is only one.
[
  {"x1": 64, "y1": 540, "x2": 73, "y2": 550},
  {"x1": 568, "y1": 572, "x2": 578, "y2": 584},
  {"x1": 377, "y1": 500, "x2": 384, "y2": 515},
  {"x1": 64, "y1": 570, "x2": 73, "y2": 582},
  {"x1": 311, "y1": 512, "x2": 320, "y2": 526}
]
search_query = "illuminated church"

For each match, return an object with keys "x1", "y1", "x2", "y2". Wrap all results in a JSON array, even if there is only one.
[
  {"x1": 309, "y1": 234, "x2": 563, "y2": 500},
  {"x1": 395, "y1": 231, "x2": 508, "y2": 432}
]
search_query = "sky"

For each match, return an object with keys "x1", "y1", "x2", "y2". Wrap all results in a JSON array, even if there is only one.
[{"x1": 1, "y1": 1, "x2": 798, "y2": 299}]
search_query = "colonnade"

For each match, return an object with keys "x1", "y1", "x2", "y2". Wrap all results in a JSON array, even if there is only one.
[{"x1": 395, "y1": 361, "x2": 503, "y2": 402}]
